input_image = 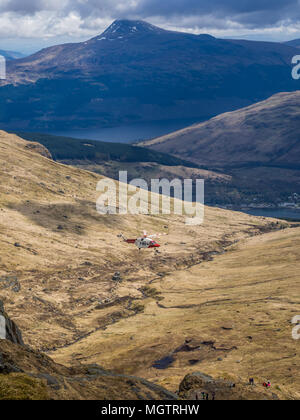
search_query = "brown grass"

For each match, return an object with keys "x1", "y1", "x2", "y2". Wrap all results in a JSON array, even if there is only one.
[{"x1": 1, "y1": 131, "x2": 297, "y2": 400}]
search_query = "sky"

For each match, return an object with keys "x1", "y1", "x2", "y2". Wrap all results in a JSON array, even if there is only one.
[{"x1": 0, "y1": 0, "x2": 300, "y2": 54}]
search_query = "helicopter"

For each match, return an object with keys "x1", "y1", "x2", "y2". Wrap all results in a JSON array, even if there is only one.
[{"x1": 118, "y1": 231, "x2": 164, "y2": 250}]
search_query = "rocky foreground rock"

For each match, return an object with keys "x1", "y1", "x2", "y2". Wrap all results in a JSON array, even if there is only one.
[
  {"x1": 178, "y1": 372, "x2": 279, "y2": 401},
  {"x1": 0, "y1": 300, "x2": 178, "y2": 400}
]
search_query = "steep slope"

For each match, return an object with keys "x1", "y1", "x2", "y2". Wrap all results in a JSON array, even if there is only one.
[
  {"x1": 0, "y1": 300, "x2": 177, "y2": 400},
  {"x1": 0, "y1": 130, "x2": 282, "y2": 353},
  {"x1": 0, "y1": 20, "x2": 298, "y2": 129},
  {"x1": 140, "y1": 91, "x2": 300, "y2": 168}
]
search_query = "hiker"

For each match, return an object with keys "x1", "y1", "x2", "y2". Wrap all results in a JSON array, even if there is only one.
[
  {"x1": 267, "y1": 381, "x2": 271, "y2": 388},
  {"x1": 212, "y1": 392, "x2": 216, "y2": 401},
  {"x1": 249, "y1": 378, "x2": 254, "y2": 386},
  {"x1": 201, "y1": 392, "x2": 206, "y2": 400},
  {"x1": 206, "y1": 393, "x2": 209, "y2": 400}
]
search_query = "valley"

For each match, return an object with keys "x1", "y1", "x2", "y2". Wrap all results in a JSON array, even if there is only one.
[
  {"x1": 1, "y1": 0, "x2": 299, "y2": 403},
  {"x1": 0, "y1": 131, "x2": 277, "y2": 351},
  {"x1": 0, "y1": 131, "x2": 298, "y2": 400},
  {"x1": 52, "y1": 226, "x2": 300, "y2": 400}
]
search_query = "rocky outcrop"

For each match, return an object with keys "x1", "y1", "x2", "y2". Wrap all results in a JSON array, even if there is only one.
[
  {"x1": 0, "y1": 300, "x2": 24, "y2": 345},
  {"x1": 24, "y1": 142, "x2": 52, "y2": 159},
  {"x1": 178, "y1": 372, "x2": 279, "y2": 401}
]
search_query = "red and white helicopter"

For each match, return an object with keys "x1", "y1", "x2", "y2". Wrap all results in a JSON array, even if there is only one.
[{"x1": 118, "y1": 231, "x2": 165, "y2": 250}]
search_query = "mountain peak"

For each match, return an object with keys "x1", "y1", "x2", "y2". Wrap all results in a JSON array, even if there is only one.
[{"x1": 100, "y1": 19, "x2": 164, "y2": 40}]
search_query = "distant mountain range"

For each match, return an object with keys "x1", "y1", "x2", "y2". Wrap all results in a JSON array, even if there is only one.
[
  {"x1": 0, "y1": 19, "x2": 299, "y2": 130},
  {"x1": 0, "y1": 49, "x2": 25, "y2": 60},
  {"x1": 285, "y1": 39, "x2": 300, "y2": 48}
]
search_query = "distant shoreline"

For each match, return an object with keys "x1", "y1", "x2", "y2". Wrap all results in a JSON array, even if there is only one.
[{"x1": 225, "y1": 207, "x2": 300, "y2": 221}]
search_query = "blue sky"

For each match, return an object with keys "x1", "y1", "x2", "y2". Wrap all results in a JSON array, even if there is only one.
[{"x1": 0, "y1": 0, "x2": 300, "y2": 54}]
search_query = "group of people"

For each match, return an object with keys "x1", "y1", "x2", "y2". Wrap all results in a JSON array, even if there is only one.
[
  {"x1": 194, "y1": 378, "x2": 271, "y2": 400},
  {"x1": 195, "y1": 391, "x2": 216, "y2": 400},
  {"x1": 263, "y1": 381, "x2": 271, "y2": 388},
  {"x1": 249, "y1": 378, "x2": 271, "y2": 388}
]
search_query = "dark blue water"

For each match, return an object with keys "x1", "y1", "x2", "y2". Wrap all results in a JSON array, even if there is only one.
[
  {"x1": 44, "y1": 118, "x2": 199, "y2": 144},
  {"x1": 242, "y1": 208, "x2": 300, "y2": 220},
  {"x1": 152, "y1": 355, "x2": 175, "y2": 370}
]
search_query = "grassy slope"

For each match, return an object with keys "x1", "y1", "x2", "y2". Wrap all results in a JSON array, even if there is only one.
[
  {"x1": 139, "y1": 92, "x2": 300, "y2": 205},
  {"x1": 16, "y1": 132, "x2": 299, "y2": 208},
  {"x1": 13, "y1": 132, "x2": 240, "y2": 207},
  {"x1": 13, "y1": 132, "x2": 199, "y2": 168},
  {"x1": 53, "y1": 227, "x2": 300, "y2": 400},
  {"x1": 0, "y1": 130, "x2": 280, "y2": 349},
  {"x1": 0, "y1": 339, "x2": 177, "y2": 400},
  {"x1": 139, "y1": 91, "x2": 300, "y2": 168},
  {"x1": 1, "y1": 130, "x2": 297, "y2": 399}
]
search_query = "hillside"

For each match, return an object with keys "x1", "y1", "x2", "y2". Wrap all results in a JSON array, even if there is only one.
[
  {"x1": 0, "y1": 299, "x2": 283, "y2": 400},
  {"x1": 1, "y1": 131, "x2": 299, "y2": 400},
  {"x1": 285, "y1": 39, "x2": 300, "y2": 48},
  {"x1": 53, "y1": 226, "x2": 300, "y2": 401},
  {"x1": 13, "y1": 132, "x2": 199, "y2": 168},
  {"x1": 0, "y1": 50, "x2": 24, "y2": 60},
  {"x1": 0, "y1": 300, "x2": 177, "y2": 400},
  {"x1": 0, "y1": 130, "x2": 279, "y2": 349},
  {"x1": 0, "y1": 20, "x2": 298, "y2": 130},
  {"x1": 139, "y1": 92, "x2": 300, "y2": 206},
  {"x1": 14, "y1": 131, "x2": 232, "y2": 205},
  {"x1": 140, "y1": 91, "x2": 300, "y2": 168}
]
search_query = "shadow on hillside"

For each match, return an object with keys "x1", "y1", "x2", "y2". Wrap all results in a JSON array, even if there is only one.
[{"x1": 10, "y1": 200, "x2": 127, "y2": 235}]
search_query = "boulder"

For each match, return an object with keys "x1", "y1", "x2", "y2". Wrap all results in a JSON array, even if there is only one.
[{"x1": 178, "y1": 372, "x2": 279, "y2": 400}]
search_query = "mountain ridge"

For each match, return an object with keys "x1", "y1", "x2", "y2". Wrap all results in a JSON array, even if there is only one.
[
  {"x1": 0, "y1": 49, "x2": 25, "y2": 60},
  {"x1": 139, "y1": 91, "x2": 300, "y2": 168},
  {"x1": 138, "y1": 91, "x2": 300, "y2": 206},
  {"x1": 285, "y1": 39, "x2": 300, "y2": 48},
  {"x1": 0, "y1": 20, "x2": 298, "y2": 130}
]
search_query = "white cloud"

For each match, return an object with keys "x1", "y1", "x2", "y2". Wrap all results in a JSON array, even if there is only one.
[{"x1": 0, "y1": 0, "x2": 299, "y2": 52}]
